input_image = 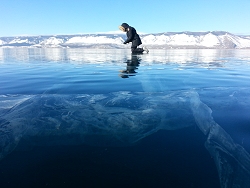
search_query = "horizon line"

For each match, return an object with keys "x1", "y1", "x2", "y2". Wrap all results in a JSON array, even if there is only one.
[{"x1": 1, "y1": 30, "x2": 250, "y2": 38}]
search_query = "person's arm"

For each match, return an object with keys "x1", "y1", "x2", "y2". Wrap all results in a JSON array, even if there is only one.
[{"x1": 124, "y1": 28, "x2": 135, "y2": 44}]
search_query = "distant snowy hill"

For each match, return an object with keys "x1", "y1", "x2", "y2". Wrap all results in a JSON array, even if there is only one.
[{"x1": 1, "y1": 31, "x2": 250, "y2": 49}]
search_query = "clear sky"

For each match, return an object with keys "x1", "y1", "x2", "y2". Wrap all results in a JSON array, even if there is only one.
[{"x1": 1, "y1": 0, "x2": 250, "y2": 36}]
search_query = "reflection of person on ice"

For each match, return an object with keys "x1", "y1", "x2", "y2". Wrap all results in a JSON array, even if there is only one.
[
  {"x1": 119, "y1": 55, "x2": 141, "y2": 78},
  {"x1": 119, "y1": 23, "x2": 149, "y2": 54}
]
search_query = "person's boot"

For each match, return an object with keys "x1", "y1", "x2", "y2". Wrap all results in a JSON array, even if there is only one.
[{"x1": 143, "y1": 46, "x2": 149, "y2": 53}]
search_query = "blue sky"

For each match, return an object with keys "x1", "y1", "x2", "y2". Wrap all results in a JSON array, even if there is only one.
[{"x1": 1, "y1": 0, "x2": 250, "y2": 36}]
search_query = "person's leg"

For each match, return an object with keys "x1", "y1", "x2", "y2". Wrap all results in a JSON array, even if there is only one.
[
  {"x1": 131, "y1": 46, "x2": 143, "y2": 54},
  {"x1": 131, "y1": 46, "x2": 137, "y2": 53}
]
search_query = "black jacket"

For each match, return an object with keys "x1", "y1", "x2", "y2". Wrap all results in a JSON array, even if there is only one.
[{"x1": 122, "y1": 24, "x2": 142, "y2": 47}]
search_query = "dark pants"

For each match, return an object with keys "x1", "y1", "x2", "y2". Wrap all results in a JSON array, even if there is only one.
[{"x1": 131, "y1": 46, "x2": 143, "y2": 54}]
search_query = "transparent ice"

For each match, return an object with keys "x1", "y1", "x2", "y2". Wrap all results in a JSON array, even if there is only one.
[{"x1": 0, "y1": 48, "x2": 250, "y2": 187}]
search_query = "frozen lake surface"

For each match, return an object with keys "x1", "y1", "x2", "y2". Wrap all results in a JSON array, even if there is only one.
[{"x1": 0, "y1": 48, "x2": 250, "y2": 187}]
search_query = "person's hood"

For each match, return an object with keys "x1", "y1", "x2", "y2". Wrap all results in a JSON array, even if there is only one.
[
  {"x1": 121, "y1": 23, "x2": 129, "y2": 29},
  {"x1": 119, "y1": 23, "x2": 130, "y2": 32}
]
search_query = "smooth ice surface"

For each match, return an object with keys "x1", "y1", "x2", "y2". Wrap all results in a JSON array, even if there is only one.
[{"x1": 0, "y1": 48, "x2": 250, "y2": 187}]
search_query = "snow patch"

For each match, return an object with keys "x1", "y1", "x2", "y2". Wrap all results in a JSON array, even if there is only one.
[
  {"x1": 65, "y1": 36, "x2": 124, "y2": 45},
  {"x1": 40, "y1": 37, "x2": 64, "y2": 46},
  {"x1": 9, "y1": 38, "x2": 30, "y2": 44},
  {"x1": 0, "y1": 40, "x2": 5, "y2": 45},
  {"x1": 200, "y1": 33, "x2": 220, "y2": 47}
]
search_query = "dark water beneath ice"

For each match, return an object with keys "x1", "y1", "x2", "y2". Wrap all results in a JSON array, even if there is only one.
[{"x1": 0, "y1": 48, "x2": 250, "y2": 187}]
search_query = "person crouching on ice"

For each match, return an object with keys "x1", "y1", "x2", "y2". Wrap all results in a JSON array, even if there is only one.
[{"x1": 119, "y1": 23, "x2": 149, "y2": 54}]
